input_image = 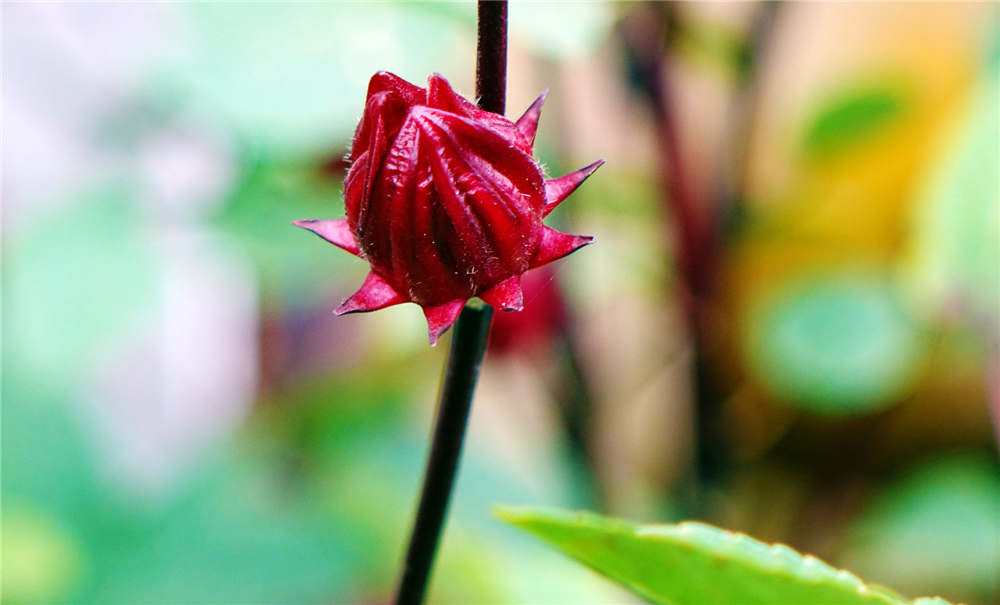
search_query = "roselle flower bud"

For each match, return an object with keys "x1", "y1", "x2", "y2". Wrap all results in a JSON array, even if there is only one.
[{"x1": 296, "y1": 72, "x2": 602, "y2": 344}]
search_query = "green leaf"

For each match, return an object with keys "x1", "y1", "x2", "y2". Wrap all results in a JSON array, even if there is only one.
[
  {"x1": 3, "y1": 188, "x2": 159, "y2": 388},
  {"x1": 743, "y1": 272, "x2": 924, "y2": 415},
  {"x1": 496, "y1": 506, "x2": 948, "y2": 605},
  {"x1": 151, "y1": 3, "x2": 470, "y2": 157},
  {"x1": 84, "y1": 463, "x2": 359, "y2": 605},
  {"x1": 801, "y1": 83, "x2": 906, "y2": 157},
  {"x1": 211, "y1": 162, "x2": 355, "y2": 301},
  {"x1": 841, "y1": 455, "x2": 1000, "y2": 601},
  {"x1": 903, "y1": 73, "x2": 1000, "y2": 322},
  {"x1": 1, "y1": 504, "x2": 85, "y2": 604}
]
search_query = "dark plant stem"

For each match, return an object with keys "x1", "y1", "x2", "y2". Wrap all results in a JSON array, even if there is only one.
[
  {"x1": 620, "y1": 4, "x2": 714, "y2": 515},
  {"x1": 689, "y1": 0, "x2": 781, "y2": 495},
  {"x1": 692, "y1": 0, "x2": 781, "y2": 496},
  {"x1": 620, "y1": 1, "x2": 782, "y2": 511},
  {"x1": 393, "y1": 4, "x2": 506, "y2": 604},
  {"x1": 393, "y1": 304, "x2": 494, "y2": 605},
  {"x1": 476, "y1": 0, "x2": 507, "y2": 115}
]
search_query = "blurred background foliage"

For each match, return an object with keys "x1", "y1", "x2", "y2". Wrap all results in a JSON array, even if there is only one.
[{"x1": 2, "y1": 2, "x2": 997, "y2": 604}]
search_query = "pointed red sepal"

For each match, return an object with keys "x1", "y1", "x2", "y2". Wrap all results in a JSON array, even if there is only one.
[
  {"x1": 515, "y1": 90, "x2": 548, "y2": 148},
  {"x1": 479, "y1": 276, "x2": 524, "y2": 312},
  {"x1": 335, "y1": 272, "x2": 406, "y2": 315},
  {"x1": 543, "y1": 159, "x2": 605, "y2": 217},
  {"x1": 427, "y1": 73, "x2": 480, "y2": 116},
  {"x1": 293, "y1": 219, "x2": 360, "y2": 256},
  {"x1": 366, "y1": 71, "x2": 426, "y2": 106},
  {"x1": 423, "y1": 300, "x2": 466, "y2": 346},
  {"x1": 531, "y1": 226, "x2": 594, "y2": 268}
]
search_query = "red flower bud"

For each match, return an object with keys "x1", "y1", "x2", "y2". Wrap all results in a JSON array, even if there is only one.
[{"x1": 296, "y1": 72, "x2": 602, "y2": 344}]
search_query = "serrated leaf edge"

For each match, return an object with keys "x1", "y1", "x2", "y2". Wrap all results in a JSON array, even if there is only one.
[{"x1": 495, "y1": 506, "x2": 956, "y2": 605}]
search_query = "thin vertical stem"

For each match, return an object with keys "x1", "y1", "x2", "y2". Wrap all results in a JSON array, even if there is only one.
[
  {"x1": 476, "y1": 0, "x2": 507, "y2": 115},
  {"x1": 393, "y1": 304, "x2": 494, "y2": 605},
  {"x1": 392, "y1": 3, "x2": 507, "y2": 604},
  {"x1": 620, "y1": 1, "x2": 782, "y2": 510}
]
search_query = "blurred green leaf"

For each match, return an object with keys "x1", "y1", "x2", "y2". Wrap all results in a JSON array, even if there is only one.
[
  {"x1": 212, "y1": 162, "x2": 356, "y2": 302},
  {"x1": 801, "y1": 84, "x2": 906, "y2": 157},
  {"x1": 2, "y1": 360, "x2": 107, "y2": 604},
  {"x1": 497, "y1": 506, "x2": 934, "y2": 605},
  {"x1": 744, "y1": 272, "x2": 924, "y2": 415},
  {"x1": 153, "y1": 3, "x2": 468, "y2": 157},
  {"x1": 2, "y1": 365, "x2": 363, "y2": 604},
  {"x1": 84, "y1": 454, "x2": 359, "y2": 604},
  {"x1": 2, "y1": 504, "x2": 85, "y2": 604},
  {"x1": 1, "y1": 378, "x2": 104, "y2": 544},
  {"x1": 3, "y1": 189, "x2": 159, "y2": 387},
  {"x1": 842, "y1": 455, "x2": 1000, "y2": 603},
  {"x1": 904, "y1": 73, "x2": 999, "y2": 322}
]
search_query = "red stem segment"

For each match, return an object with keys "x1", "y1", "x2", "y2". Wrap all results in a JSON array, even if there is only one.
[
  {"x1": 392, "y1": 4, "x2": 507, "y2": 604},
  {"x1": 620, "y1": 2, "x2": 782, "y2": 505},
  {"x1": 476, "y1": 0, "x2": 507, "y2": 115}
]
